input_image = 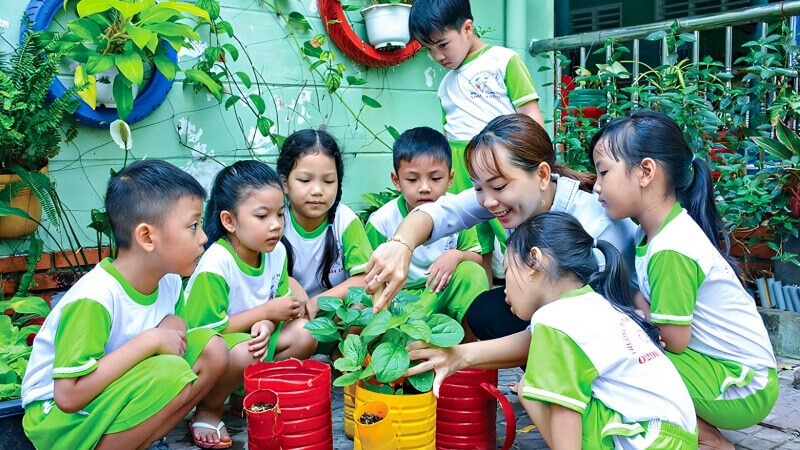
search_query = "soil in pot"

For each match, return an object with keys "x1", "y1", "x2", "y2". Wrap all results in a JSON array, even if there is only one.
[
  {"x1": 358, "y1": 412, "x2": 384, "y2": 425},
  {"x1": 248, "y1": 403, "x2": 275, "y2": 413}
]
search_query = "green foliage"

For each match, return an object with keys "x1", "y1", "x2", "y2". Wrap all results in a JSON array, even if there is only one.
[
  {"x1": 58, "y1": 0, "x2": 211, "y2": 119},
  {"x1": 357, "y1": 188, "x2": 400, "y2": 223},
  {"x1": 305, "y1": 287, "x2": 464, "y2": 394},
  {"x1": 545, "y1": 19, "x2": 800, "y2": 272},
  {"x1": 0, "y1": 29, "x2": 80, "y2": 173},
  {"x1": 0, "y1": 292, "x2": 51, "y2": 401}
]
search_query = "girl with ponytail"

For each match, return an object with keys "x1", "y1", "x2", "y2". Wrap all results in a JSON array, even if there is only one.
[
  {"x1": 181, "y1": 160, "x2": 317, "y2": 446},
  {"x1": 407, "y1": 212, "x2": 697, "y2": 448},
  {"x1": 278, "y1": 129, "x2": 373, "y2": 319},
  {"x1": 591, "y1": 110, "x2": 778, "y2": 448}
]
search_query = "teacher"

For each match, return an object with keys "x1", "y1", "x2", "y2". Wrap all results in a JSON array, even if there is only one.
[{"x1": 365, "y1": 113, "x2": 637, "y2": 345}]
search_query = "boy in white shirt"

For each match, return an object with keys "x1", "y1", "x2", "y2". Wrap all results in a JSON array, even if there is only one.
[
  {"x1": 21, "y1": 160, "x2": 227, "y2": 449},
  {"x1": 366, "y1": 127, "x2": 487, "y2": 325}
]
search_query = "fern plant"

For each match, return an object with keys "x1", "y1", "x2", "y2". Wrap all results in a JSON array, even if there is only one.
[{"x1": 0, "y1": 28, "x2": 81, "y2": 173}]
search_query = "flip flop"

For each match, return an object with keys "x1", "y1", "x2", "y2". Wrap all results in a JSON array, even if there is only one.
[{"x1": 188, "y1": 421, "x2": 233, "y2": 449}]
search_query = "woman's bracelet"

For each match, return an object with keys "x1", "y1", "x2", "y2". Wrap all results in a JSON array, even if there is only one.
[{"x1": 388, "y1": 235, "x2": 414, "y2": 255}]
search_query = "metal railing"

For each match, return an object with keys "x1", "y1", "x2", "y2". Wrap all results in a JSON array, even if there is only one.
[{"x1": 530, "y1": 1, "x2": 800, "y2": 136}]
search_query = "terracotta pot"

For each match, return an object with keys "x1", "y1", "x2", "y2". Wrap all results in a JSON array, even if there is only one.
[{"x1": 0, "y1": 165, "x2": 48, "y2": 239}]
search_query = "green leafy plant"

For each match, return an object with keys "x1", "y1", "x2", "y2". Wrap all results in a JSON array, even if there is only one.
[
  {"x1": 0, "y1": 290, "x2": 51, "y2": 401},
  {"x1": 58, "y1": 0, "x2": 211, "y2": 119},
  {"x1": 304, "y1": 287, "x2": 464, "y2": 395},
  {"x1": 356, "y1": 188, "x2": 400, "y2": 223}
]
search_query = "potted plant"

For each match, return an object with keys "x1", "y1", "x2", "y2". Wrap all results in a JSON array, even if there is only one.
[
  {"x1": 361, "y1": 0, "x2": 414, "y2": 51},
  {"x1": 57, "y1": 0, "x2": 210, "y2": 120},
  {"x1": 304, "y1": 287, "x2": 464, "y2": 448},
  {"x1": 0, "y1": 29, "x2": 81, "y2": 239}
]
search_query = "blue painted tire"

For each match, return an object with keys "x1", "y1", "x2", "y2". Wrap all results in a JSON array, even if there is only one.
[{"x1": 22, "y1": 0, "x2": 177, "y2": 128}]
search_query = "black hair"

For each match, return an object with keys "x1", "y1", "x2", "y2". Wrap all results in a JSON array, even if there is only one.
[
  {"x1": 392, "y1": 126, "x2": 452, "y2": 172},
  {"x1": 588, "y1": 110, "x2": 739, "y2": 275},
  {"x1": 409, "y1": 0, "x2": 473, "y2": 45},
  {"x1": 277, "y1": 129, "x2": 344, "y2": 291},
  {"x1": 204, "y1": 160, "x2": 283, "y2": 248},
  {"x1": 106, "y1": 159, "x2": 206, "y2": 249},
  {"x1": 507, "y1": 212, "x2": 662, "y2": 347}
]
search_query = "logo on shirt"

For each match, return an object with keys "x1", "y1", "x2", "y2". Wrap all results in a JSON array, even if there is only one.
[
  {"x1": 469, "y1": 70, "x2": 504, "y2": 99},
  {"x1": 620, "y1": 316, "x2": 662, "y2": 364},
  {"x1": 269, "y1": 273, "x2": 281, "y2": 300}
]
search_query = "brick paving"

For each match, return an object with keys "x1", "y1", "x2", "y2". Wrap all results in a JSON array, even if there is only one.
[{"x1": 165, "y1": 360, "x2": 799, "y2": 449}]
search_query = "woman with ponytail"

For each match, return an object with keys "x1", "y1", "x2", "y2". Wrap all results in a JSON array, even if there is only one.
[
  {"x1": 591, "y1": 110, "x2": 777, "y2": 449},
  {"x1": 407, "y1": 212, "x2": 697, "y2": 448},
  {"x1": 365, "y1": 113, "x2": 637, "y2": 341},
  {"x1": 278, "y1": 129, "x2": 373, "y2": 319},
  {"x1": 180, "y1": 160, "x2": 317, "y2": 447}
]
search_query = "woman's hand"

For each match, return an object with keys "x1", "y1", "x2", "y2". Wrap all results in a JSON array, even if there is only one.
[
  {"x1": 405, "y1": 341, "x2": 468, "y2": 397},
  {"x1": 364, "y1": 240, "x2": 413, "y2": 312}
]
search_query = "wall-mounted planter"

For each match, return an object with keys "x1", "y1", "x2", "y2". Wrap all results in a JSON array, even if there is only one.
[
  {"x1": 22, "y1": 0, "x2": 176, "y2": 128},
  {"x1": 92, "y1": 67, "x2": 141, "y2": 109},
  {"x1": 0, "y1": 399, "x2": 34, "y2": 450},
  {"x1": 0, "y1": 165, "x2": 47, "y2": 239},
  {"x1": 361, "y1": 4, "x2": 412, "y2": 51}
]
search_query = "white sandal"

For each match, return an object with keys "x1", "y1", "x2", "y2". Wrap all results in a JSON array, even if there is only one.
[{"x1": 189, "y1": 420, "x2": 232, "y2": 449}]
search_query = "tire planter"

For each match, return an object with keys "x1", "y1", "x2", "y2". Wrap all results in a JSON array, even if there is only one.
[
  {"x1": 0, "y1": 166, "x2": 48, "y2": 239},
  {"x1": 0, "y1": 399, "x2": 34, "y2": 450},
  {"x1": 21, "y1": 0, "x2": 177, "y2": 128},
  {"x1": 318, "y1": 0, "x2": 420, "y2": 68}
]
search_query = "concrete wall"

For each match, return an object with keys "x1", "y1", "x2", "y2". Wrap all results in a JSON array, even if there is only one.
[{"x1": 0, "y1": 0, "x2": 554, "y2": 256}]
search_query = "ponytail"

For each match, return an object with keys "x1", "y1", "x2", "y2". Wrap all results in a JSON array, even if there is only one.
[
  {"x1": 589, "y1": 110, "x2": 740, "y2": 276},
  {"x1": 507, "y1": 212, "x2": 661, "y2": 347},
  {"x1": 278, "y1": 128, "x2": 345, "y2": 290},
  {"x1": 204, "y1": 160, "x2": 283, "y2": 249}
]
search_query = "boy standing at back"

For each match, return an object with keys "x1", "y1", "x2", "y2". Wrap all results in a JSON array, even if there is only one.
[
  {"x1": 21, "y1": 160, "x2": 228, "y2": 449},
  {"x1": 366, "y1": 127, "x2": 488, "y2": 329},
  {"x1": 410, "y1": 0, "x2": 544, "y2": 277}
]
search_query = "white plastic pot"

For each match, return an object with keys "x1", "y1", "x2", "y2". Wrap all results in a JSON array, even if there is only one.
[
  {"x1": 94, "y1": 66, "x2": 140, "y2": 109},
  {"x1": 361, "y1": 3, "x2": 412, "y2": 51}
]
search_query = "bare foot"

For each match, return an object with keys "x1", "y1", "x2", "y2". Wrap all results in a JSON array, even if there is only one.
[
  {"x1": 190, "y1": 408, "x2": 231, "y2": 448},
  {"x1": 698, "y1": 417, "x2": 734, "y2": 450}
]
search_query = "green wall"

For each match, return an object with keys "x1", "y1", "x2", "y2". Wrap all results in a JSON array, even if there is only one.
[{"x1": 0, "y1": 0, "x2": 553, "y2": 257}]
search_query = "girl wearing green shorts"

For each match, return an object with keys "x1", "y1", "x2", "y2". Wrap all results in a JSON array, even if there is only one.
[
  {"x1": 591, "y1": 111, "x2": 778, "y2": 449},
  {"x1": 180, "y1": 160, "x2": 317, "y2": 448}
]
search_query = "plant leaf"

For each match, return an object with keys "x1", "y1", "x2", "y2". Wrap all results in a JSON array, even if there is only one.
[
  {"x1": 0, "y1": 297, "x2": 50, "y2": 317},
  {"x1": 115, "y1": 51, "x2": 143, "y2": 85},
  {"x1": 407, "y1": 364, "x2": 434, "y2": 392},
  {"x1": 333, "y1": 370, "x2": 362, "y2": 387},
  {"x1": 153, "y1": 54, "x2": 177, "y2": 81},
  {"x1": 347, "y1": 76, "x2": 367, "y2": 86},
  {"x1": 371, "y1": 342, "x2": 409, "y2": 383},
  {"x1": 0, "y1": 202, "x2": 31, "y2": 219},
  {"x1": 250, "y1": 95, "x2": 266, "y2": 116},
  {"x1": 184, "y1": 69, "x2": 222, "y2": 101},
  {"x1": 288, "y1": 11, "x2": 310, "y2": 31},
  {"x1": 360, "y1": 309, "x2": 391, "y2": 341},
  {"x1": 340, "y1": 333, "x2": 366, "y2": 363},
  {"x1": 752, "y1": 136, "x2": 793, "y2": 160},
  {"x1": 154, "y1": 1, "x2": 210, "y2": 21},
  {"x1": 426, "y1": 314, "x2": 464, "y2": 347},
  {"x1": 222, "y1": 43, "x2": 239, "y2": 61},
  {"x1": 74, "y1": 65, "x2": 97, "y2": 110},
  {"x1": 112, "y1": 74, "x2": 134, "y2": 120},
  {"x1": 236, "y1": 71, "x2": 252, "y2": 89},
  {"x1": 303, "y1": 317, "x2": 341, "y2": 342},
  {"x1": 774, "y1": 120, "x2": 800, "y2": 157},
  {"x1": 400, "y1": 320, "x2": 431, "y2": 342},
  {"x1": 362, "y1": 95, "x2": 381, "y2": 108},
  {"x1": 336, "y1": 307, "x2": 361, "y2": 325}
]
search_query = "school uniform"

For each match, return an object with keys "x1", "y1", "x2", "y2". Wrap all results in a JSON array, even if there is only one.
[
  {"x1": 439, "y1": 44, "x2": 540, "y2": 252},
  {"x1": 21, "y1": 258, "x2": 213, "y2": 449},
  {"x1": 522, "y1": 285, "x2": 698, "y2": 449},
  {"x1": 181, "y1": 238, "x2": 291, "y2": 361},
  {"x1": 636, "y1": 203, "x2": 778, "y2": 430},
  {"x1": 282, "y1": 203, "x2": 372, "y2": 298},
  {"x1": 365, "y1": 194, "x2": 487, "y2": 321},
  {"x1": 415, "y1": 175, "x2": 639, "y2": 341}
]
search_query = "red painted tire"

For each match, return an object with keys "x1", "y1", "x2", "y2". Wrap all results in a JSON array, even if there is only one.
[{"x1": 318, "y1": 0, "x2": 421, "y2": 67}]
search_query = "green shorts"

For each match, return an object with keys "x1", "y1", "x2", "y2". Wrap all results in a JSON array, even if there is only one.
[
  {"x1": 668, "y1": 348, "x2": 779, "y2": 430},
  {"x1": 183, "y1": 327, "x2": 220, "y2": 369},
  {"x1": 405, "y1": 260, "x2": 489, "y2": 322},
  {"x1": 582, "y1": 397, "x2": 698, "y2": 449},
  {"x1": 23, "y1": 354, "x2": 197, "y2": 449}
]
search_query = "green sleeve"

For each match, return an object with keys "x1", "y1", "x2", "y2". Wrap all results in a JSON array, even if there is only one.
[
  {"x1": 341, "y1": 219, "x2": 373, "y2": 276},
  {"x1": 365, "y1": 221, "x2": 388, "y2": 250},
  {"x1": 521, "y1": 324, "x2": 598, "y2": 414},
  {"x1": 456, "y1": 227, "x2": 481, "y2": 253},
  {"x1": 647, "y1": 250, "x2": 705, "y2": 325},
  {"x1": 505, "y1": 53, "x2": 539, "y2": 108},
  {"x1": 441, "y1": 105, "x2": 448, "y2": 126},
  {"x1": 277, "y1": 256, "x2": 291, "y2": 297},
  {"x1": 52, "y1": 299, "x2": 111, "y2": 379},
  {"x1": 180, "y1": 272, "x2": 231, "y2": 332}
]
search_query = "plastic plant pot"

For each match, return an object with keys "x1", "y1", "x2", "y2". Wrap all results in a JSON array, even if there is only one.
[
  {"x1": 353, "y1": 383, "x2": 436, "y2": 449},
  {"x1": 244, "y1": 389, "x2": 283, "y2": 450},
  {"x1": 354, "y1": 400, "x2": 397, "y2": 450},
  {"x1": 361, "y1": 4, "x2": 412, "y2": 51}
]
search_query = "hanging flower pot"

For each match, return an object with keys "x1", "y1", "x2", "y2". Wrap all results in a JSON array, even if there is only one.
[
  {"x1": 354, "y1": 400, "x2": 397, "y2": 449},
  {"x1": 244, "y1": 389, "x2": 283, "y2": 450},
  {"x1": 361, "y1": 3, "x2": 413, "y2": 51},
  {"x1": 0, "y1": 166, "x2": 48, "y2": 239}
]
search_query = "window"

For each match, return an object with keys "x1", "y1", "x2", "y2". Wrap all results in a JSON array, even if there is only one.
[
  {"x1": 570, "y1": 3, "x2": 623, "y2": 34},
  {"x1": 655, "y1": 0, "x2": 752, "y2": 21}
]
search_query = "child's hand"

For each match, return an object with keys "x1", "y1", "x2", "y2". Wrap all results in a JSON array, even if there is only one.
[
  {"x1": 426, "y1": 250, "x2": 461, "y2": 293},
  {"x1": 150, "y1": 328, "x2": 187, "y2": 357},
  {"x1": 268, "y1": 296, "x2": 303, "y2": 321},
  {"x1": 157, "y1": 314, "x2": 187, "y2": 333},
  {"x1": 249, "y1": 320, "x2": 276, "y2": 359},
  {"x1": 306, "y1": 295, "x2": 321, "y2": 320}
]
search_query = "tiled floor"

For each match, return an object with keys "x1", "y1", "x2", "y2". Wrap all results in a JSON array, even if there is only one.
[{"x1": 165, "y1": 360, "x2": 800, "y2": 449}]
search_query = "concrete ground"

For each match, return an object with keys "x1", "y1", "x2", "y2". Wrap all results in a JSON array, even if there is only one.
[{"x1": 164, "y1": 359, "x2": 800, "y2": 449}]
